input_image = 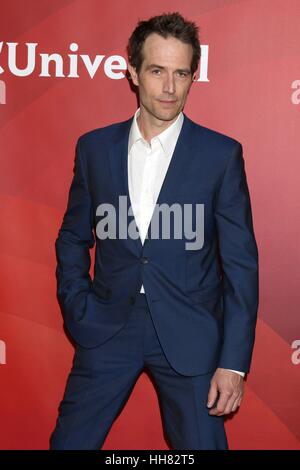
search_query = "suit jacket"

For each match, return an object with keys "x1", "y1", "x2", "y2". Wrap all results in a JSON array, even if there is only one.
[{"x1": 55, "y1": 113, "x2": 259, "y2": 376}]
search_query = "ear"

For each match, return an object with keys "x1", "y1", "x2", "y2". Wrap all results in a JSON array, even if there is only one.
[{"x1": 127, "y1": 63, "x2": 139, "y2": 86}]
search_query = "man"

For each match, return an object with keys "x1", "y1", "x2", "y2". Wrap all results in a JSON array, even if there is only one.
[{"x1": 50, "y1": 12, "x2": 259, "y2": 450}]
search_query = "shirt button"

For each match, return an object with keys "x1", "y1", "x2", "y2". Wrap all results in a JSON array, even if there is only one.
[
  {"x1": 141, "y1": 256, "x2": 149, "y2": 264},
  {"x1": 128, "y1": 296, "x2": 135, "y2": 305}
]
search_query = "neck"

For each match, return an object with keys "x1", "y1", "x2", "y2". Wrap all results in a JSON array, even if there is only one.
[{"x1": 137, "y1": 106, "x2": 179, "y2": 143}]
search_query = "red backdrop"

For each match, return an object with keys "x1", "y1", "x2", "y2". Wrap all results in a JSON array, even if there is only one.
[{"x1": 0, "y1": 0, "x2": 299, "y2": 450}]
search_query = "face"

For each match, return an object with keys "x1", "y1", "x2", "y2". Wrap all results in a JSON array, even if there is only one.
[{"x1": 128, "y1": 33, "x2": 196, "y2": 123}]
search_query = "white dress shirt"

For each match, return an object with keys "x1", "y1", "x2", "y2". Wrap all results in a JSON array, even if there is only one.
[{"x1": 127, "y1": 108, "x2": 245, "y2": 378}]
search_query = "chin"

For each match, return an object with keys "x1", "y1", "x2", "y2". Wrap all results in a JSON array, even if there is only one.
[{"x1": 155, "y1": 108, "x2": 180, "y2": 121}]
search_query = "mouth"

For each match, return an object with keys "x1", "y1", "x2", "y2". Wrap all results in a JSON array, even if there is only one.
[{"x1": 158, "y1": 99, "x2": 177, "y2": 105}]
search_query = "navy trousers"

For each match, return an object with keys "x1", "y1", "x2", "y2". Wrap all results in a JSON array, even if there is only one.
[{"x1": 49, "y1": 293, "x2": 228, "y2": 450}]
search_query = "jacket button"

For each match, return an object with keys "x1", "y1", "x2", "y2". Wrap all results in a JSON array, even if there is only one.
[
  {"x1": 128, "y1": 296, "x2": 135, "y2": 305},
  {"x1": 141, "y1": 256, "x2": 149, "y2": 264}
]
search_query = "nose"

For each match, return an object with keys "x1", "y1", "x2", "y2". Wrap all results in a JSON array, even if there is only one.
[{"x1": 162, "y1": 73, "x2": 175, "y2": 95}]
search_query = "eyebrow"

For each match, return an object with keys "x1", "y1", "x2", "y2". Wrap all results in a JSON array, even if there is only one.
[{"x1": 146, "y1": 64, "x2": 191, "y2": 74}]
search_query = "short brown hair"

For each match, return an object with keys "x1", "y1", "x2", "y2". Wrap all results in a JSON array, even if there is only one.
[{"x1": 127, "y1": 12, "x2": 201, "y2": 75}]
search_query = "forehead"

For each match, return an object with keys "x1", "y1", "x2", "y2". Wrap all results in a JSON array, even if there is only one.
[{"x1": 141, "y1": 33, "x2": 193, "y2": 68}]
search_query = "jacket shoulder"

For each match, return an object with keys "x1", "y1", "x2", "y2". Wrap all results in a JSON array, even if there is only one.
[
  {"x1": 77, "y1": 117, "x2": 132, "y2": 148},
  {"x1": 187, "y1": 116, "x2": 242, "y2": 151}
]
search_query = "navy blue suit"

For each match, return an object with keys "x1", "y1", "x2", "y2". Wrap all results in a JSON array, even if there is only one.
[{"x1": 50, "y1": 113, "x2": 259, "y2": 449}]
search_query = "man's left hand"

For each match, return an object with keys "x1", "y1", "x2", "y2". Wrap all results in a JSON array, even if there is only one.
[{"x1": 207, "y1": 368, "x2": 244, "y2": 416}]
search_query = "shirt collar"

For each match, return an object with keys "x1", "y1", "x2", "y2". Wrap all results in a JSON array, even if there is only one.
[{"x1": 128, "y1": 107, "x2": 184, "y2": 158}]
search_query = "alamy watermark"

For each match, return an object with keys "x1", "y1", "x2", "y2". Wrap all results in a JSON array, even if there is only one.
[
  {"x1": 0, "y1": 340, "x2": 6, "y2": 365},
  {"x1": 291, "y1": 339, "x2": 300, "y2": 365},
  {"x1": 95, "y1": 196, "x2": 204, "y2": 250}
]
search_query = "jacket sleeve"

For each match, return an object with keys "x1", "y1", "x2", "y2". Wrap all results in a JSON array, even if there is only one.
[
  {"x1": 215, "y1": 142, "x2": 259, "y2": 373},
  {"x1": 55, "y1": 137, "x2": 95, "y2": 330}
]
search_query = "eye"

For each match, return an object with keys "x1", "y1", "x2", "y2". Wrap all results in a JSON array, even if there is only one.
[
  {"x1": 177, "y1": 71, "x2": 189, "y2": 78},
  {"x1": 152, "y1": 69, "x2": 161, "y2": 75}
]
